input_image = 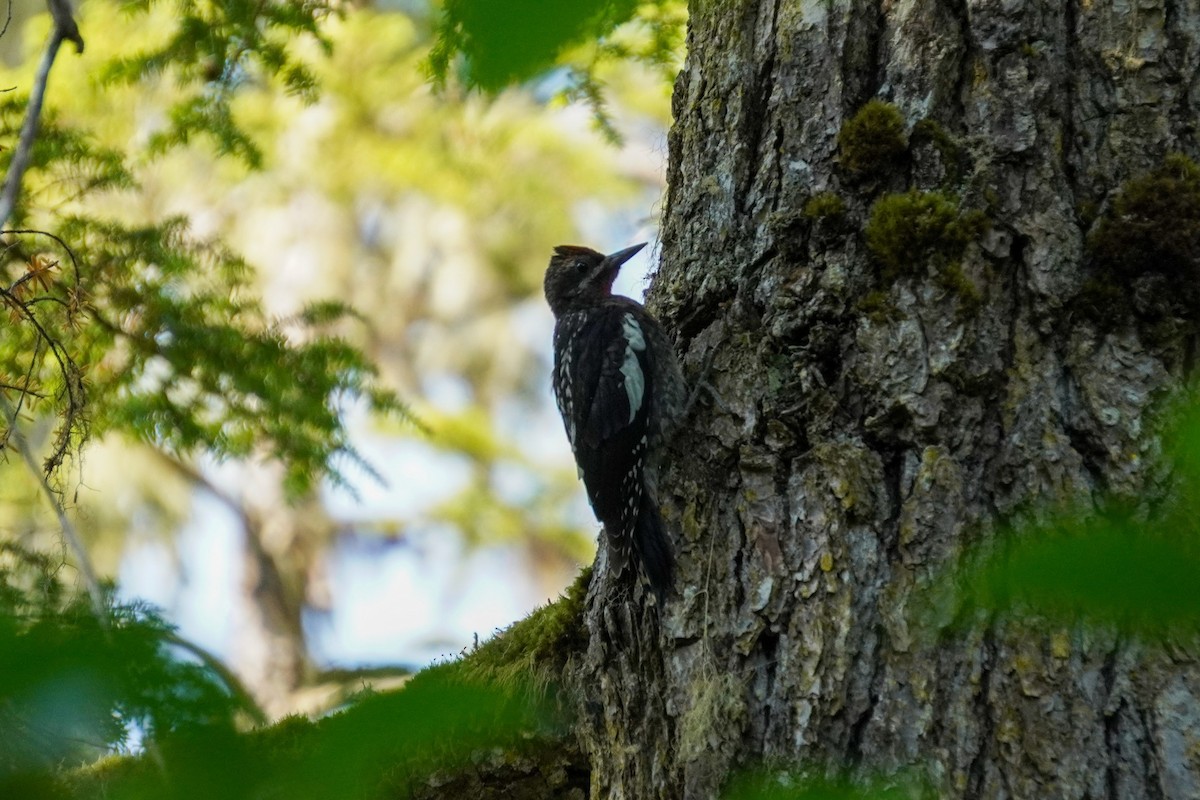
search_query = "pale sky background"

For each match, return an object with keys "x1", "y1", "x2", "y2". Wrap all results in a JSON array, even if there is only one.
[{"x1": 117, "y1": 224, "x2": 661, "y2": 671}]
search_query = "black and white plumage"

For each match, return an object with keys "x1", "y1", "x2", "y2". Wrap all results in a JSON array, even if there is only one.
[{"x1": 544, "y1": 243, "x2": 685, "y2": 598}]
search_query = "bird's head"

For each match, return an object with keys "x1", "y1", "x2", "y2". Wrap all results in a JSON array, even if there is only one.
[{"x1": 543, "y1": 243, "x2": 646, "y2": 316}]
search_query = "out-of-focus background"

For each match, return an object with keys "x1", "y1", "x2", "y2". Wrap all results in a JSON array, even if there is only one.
[{"x1": 0, "y1": 0, "x2": 684, "y2": 719}]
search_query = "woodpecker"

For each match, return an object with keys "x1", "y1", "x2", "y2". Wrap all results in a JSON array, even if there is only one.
[{"x1": 544, "y1": 243, "x2": 685, "y2": 598}]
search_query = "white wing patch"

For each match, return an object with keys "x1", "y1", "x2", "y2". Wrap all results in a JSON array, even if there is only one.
[{"x1": 620, "y1": 314, "x2": 646, "y2": 424}]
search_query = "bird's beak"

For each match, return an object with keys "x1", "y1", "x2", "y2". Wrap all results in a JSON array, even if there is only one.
[
  {"x1": 604, "y1": 242, "x2": 647, "y2": 270},
  {"x1": 592, "y1": 242, "x2": 647, "y2": 293}
]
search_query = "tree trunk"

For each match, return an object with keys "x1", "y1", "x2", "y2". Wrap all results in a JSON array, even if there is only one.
[
  {"x1": 573, "y1": 0, "x2": 1200, "y2": 798},
  {"x1": 229, "y1": 465, "x2": 325, "y2": 718}
]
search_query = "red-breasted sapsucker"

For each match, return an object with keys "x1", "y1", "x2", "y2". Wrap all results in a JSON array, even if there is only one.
[{"x1": 544, "y1": 243, "x2": 685, "y2": 598}]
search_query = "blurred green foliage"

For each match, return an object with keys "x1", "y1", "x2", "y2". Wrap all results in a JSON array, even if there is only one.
[
  {"x1": 914, "y1": 392, "x2": 1200, "y2": 639},
  {"x1": 0, "y1": 542, "x2": 568, "y2": 799},
  {"x1": 917, "y1": 512, "x2": 1200, "y2": 637},
  {"x1": 1, "y1": 3, "x2": 406, "y2": 497},
  {"x1": 429, "y1": 0, "x2": 686, "y2": 137},
  {"x1": 722, "y1": 770, "x2": 931, "y2": 800},
  {"x1": 0, "y1": 544, "x2": 242, "y2": 777},
  {"x1": 65, "y1": 670, "x2": 557, "y2": 800},
  {"x1": 45, "y1": 579, "x2": 572, "y2": 800},
  {"x1": 102, "y1": 0, "x2": 333, "y2": 167},
  {"x1": 430, "y1": 0, "x2": 640, "y2": 91}
]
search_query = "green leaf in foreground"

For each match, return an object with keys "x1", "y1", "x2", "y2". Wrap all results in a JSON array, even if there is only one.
[
  {"x1": 69, "y1": 669, "x2": 559, "y2": 800},
  {"x1": 723, "y1": 770, "x2": 931, "y2": 800},
  {"x1": 0, "y1": 544, "x2": 245, "y2": 776},
  {"x1": 428, "y1": 0, "x2": 639, "y2": 90},
  {"x1": 916, "y1": 513, "x2": 1200, "y2": 638}
]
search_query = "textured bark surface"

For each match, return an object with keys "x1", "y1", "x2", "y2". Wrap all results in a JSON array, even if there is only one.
[
  {"x1": 573, "y1": 0, "x2": 1200, "y2": 798},
  {"x1": 412, "y1": 737, "x2": 589, "y2": 800}
]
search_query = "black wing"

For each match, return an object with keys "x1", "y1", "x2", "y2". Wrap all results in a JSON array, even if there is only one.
[{"x1": 559, "y1": 305, "x2": 653, "y2": 536}]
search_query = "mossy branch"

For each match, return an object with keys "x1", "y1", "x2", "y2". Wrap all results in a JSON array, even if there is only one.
[{"x1": 452, "y1": 566, "x2": 592, "y2": 694}]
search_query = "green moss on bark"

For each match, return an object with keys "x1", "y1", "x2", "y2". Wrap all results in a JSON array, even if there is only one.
[
  {"x1": 1089, "y1": 154, "x2": 1200, "y2": 290},
  {"x1": 865, "y1": 190, "x2": 987, "y2": 286},
  {"x1": 452, "y1": 566, "x2": 592, "y2": 692},
  {"x1": 837, "y1": 100, "x2": 908, "y2": 176},
  {"x1": 856, "y1": 289, "x2": 898, "y2": 323},
  {"x1": 803, "y1": 191, "x2": 846, "y2": 221}
]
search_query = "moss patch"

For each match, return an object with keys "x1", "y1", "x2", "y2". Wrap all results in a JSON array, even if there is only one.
[
  {"x1": 865, "y1": 189, "x2": 988, "y2": 291},
  {"x1": 451, "y1": 566, "x2": 591, "y2": 693},
  {"x1": 856, "y1": 289, "x2": 899, "y2": 323},
  {"x1": 1089, "y1": 154, "x2": 1200, "y2": 290},
  {"x1": 837, "y1": 99, "x2": 908, "y2": 176},
  {"x1": 803, "y1": 191, "x2": 846, "y2": 221}
]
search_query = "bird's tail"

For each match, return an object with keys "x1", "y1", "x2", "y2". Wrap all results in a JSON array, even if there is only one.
[{"x1": 634, "y1": 493, "x2": 674, "y2": 600}]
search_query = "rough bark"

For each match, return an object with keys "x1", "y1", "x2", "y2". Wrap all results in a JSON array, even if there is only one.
[
  {"x1": 412, "y1": 737, "x2": 589, "y2": 800},
  {"x1": 573, "y1": 0, "x2": 1200, "y2": 798}
]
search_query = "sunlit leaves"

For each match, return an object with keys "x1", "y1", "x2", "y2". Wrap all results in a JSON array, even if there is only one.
[
  {"x1": 147, "y1": 95, "x2": 263, "y2": 168},
  {"x1": 1, "y1": 195, "x2": 408, "y2": 498},
  {"x1": 50, "y1": 212, "x2": 408, "y2": 497},
  {"x1": 0, "y1": 96, "x2": 134, "y2": 226},
  {"x1": 102, "y1": 0, "x2": 332, "y2": 167},
  {"x1": 0, "y1": 13, "x2": 409, "y2": 496}
]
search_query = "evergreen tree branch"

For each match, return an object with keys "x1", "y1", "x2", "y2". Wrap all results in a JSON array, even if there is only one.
[
  {"x1": 2, "y1": 228, "x2": 85, "y2": 288},
  {"x1": 0, "y1": 390, "x2": 104, "y2": 618},
  {"x1": 0, "y1": 3, "x2": 98, "y2": 620},
  {"x1": 0, "y1": 0, "x2": 84, "y2": 229},
  {"x1": 162, "y1": 631, "x2": 269, "y2": 725}
]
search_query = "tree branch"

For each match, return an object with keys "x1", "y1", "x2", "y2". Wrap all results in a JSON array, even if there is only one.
[
  {"x1": 0, "y1": 1, "x2": 13, "y2": 43},
  {"x1": 0, "y1": 390, "x2": 104, "y2": 617},
  {"x1": 46, "y1": 0, "x2": 83, "y2": 53},
  {"x1": 150, "y1": 449, "x2": 252, "y2": 529},
  {"x1": 0, "y1": 0, "x2": 84, "y2": 230},
  {"x1": 163, "y1": 631, "x2": 268, "y2": 725},
  {"x1": 0, "y1": 2, "x2": 97, "y2": 618}
]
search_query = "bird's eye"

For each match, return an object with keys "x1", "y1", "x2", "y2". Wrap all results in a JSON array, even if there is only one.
[{"x1": 574, "y1": 260, "x2": 588, "y2": 272}]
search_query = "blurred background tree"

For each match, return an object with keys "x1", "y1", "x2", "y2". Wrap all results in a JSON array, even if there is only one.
[{"x1": 0, "y1": 0, "x2": 685, "y2": 721}]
